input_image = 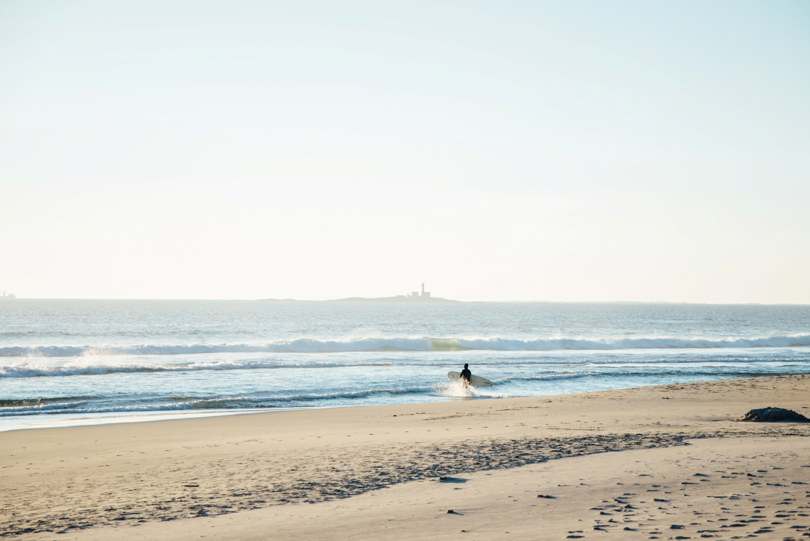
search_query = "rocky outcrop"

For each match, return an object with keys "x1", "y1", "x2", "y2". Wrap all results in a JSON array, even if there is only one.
[{"x1": 738, "y1": 407, "x2": 810, "y2": 423}]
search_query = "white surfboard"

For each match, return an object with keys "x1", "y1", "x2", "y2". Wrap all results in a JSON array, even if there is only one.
[{"x1": 447, "y1": 371, "x2": 493, "y2": 387}]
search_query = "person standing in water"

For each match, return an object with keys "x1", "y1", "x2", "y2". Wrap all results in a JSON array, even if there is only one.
[{"x1": 459, "y1": 363, "x2": 472, "y2": 387}]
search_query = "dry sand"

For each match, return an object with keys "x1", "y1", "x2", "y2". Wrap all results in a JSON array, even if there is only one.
[{"x1": 2, "y1": 375, "x2": 810, "y2": 540}]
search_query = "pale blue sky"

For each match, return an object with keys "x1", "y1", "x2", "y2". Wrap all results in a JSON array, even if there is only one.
[{"x1": 2, "y1": 1, "x2": 809, "y2": 302}]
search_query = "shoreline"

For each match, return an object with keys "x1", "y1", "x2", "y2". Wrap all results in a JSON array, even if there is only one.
[
  {"x1": 0, "y1": 374, "x2": 786, "y2": 434},
  {"x1": 4, "y1": 375, "x2": 810, "y2": 539},
  {"x1": 0, "y1": 408, "x2": 265, "y2": 434}
]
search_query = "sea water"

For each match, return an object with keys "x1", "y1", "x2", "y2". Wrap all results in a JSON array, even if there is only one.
[{"x1": 1, "y1": 300, "x2": 809, "y2": 431}]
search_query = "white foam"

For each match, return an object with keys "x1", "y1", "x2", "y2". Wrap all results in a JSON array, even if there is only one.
[
  {"x1": 0, "y1": 409, "x2": 258, "y2": 432},
  {"x1": 2, "y1": 333, "x2": 808, "y2": 360},
  {"x1": 438, "y1": 380, "x2": 504, "y2": 399}
]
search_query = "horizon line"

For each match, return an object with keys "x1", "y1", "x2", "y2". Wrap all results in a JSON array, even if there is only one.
[{"x1": 4, "y1": 296, "x2": 810, "y2": 306}]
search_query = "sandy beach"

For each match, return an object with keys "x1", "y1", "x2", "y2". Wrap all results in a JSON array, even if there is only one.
[{"x1": 3, "y1": 375, "x2": 810, "y2": 540}]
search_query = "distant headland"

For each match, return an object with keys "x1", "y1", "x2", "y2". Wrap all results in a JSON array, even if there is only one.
[
  {"x1": 261, "y1": 284, "x2": 458, "y2": 303},
  {"x1": 260, "y1": 296, "x2": 457, "y2": 303},
  {"x1": 328, "y1": 295, "x2": 457, "y2": 303},
  {"x1": 332, "y1": 283, "x2": 457, "y2": 302}
]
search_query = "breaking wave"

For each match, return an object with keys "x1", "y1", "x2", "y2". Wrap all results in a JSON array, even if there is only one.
[
  {"x1": 0, "y1": 386, "x2": 434, "y2": 416},
  {"x1": 0, "y1": 359, "x2": 395, "y2": 378},
  {"x1": 1, "y1": 333, "x2": 809, "y2": 360}
]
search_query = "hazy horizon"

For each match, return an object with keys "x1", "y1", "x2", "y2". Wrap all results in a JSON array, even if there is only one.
[
  {"x1": 4, "y1": 295, "x2": 810, "y2": 306},
  {"x1": 2, "y1": 1, "x2": 809, "y2": 304}
]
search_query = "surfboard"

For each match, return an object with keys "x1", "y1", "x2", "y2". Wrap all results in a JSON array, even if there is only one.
[{"x1": 447, "y1": 371, "x2": 493, "y2": 387}]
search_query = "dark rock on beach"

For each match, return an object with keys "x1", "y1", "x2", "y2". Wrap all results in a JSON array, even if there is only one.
[{"x1": 738, "y1": 407, "x2": 810, "y2": 423}]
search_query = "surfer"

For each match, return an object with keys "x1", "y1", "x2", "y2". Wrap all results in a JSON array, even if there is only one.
[{"x1": 459, "y1": 363, "x2": 472, "y2": 387}]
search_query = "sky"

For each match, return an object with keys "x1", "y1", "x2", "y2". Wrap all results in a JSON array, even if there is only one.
[{"x1": 1, "y1": 1, "x2": 809, "y2": 303}]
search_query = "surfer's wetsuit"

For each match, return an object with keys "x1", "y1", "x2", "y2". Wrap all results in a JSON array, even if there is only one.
[{"x1": 460, "y1": 365, "x2": 471, "y2": 384}]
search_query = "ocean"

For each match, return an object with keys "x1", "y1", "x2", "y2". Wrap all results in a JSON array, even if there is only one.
[{"x1": 1, "y1": 299, "x2": 809, "y2": 432}]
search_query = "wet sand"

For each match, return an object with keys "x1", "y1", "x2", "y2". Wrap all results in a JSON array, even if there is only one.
[{"x1": 3, "y1": 375, "x2": 810, "y2": 540}]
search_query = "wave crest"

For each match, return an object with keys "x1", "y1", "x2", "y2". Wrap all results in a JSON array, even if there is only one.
[{"x1": 1, "y1": 334, "x2": 808, "y2": 361}]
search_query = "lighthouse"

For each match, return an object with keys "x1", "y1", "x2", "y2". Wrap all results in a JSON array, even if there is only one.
[{"x1": 410, "y1": 283, "x2": 431, "y2": 298}]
